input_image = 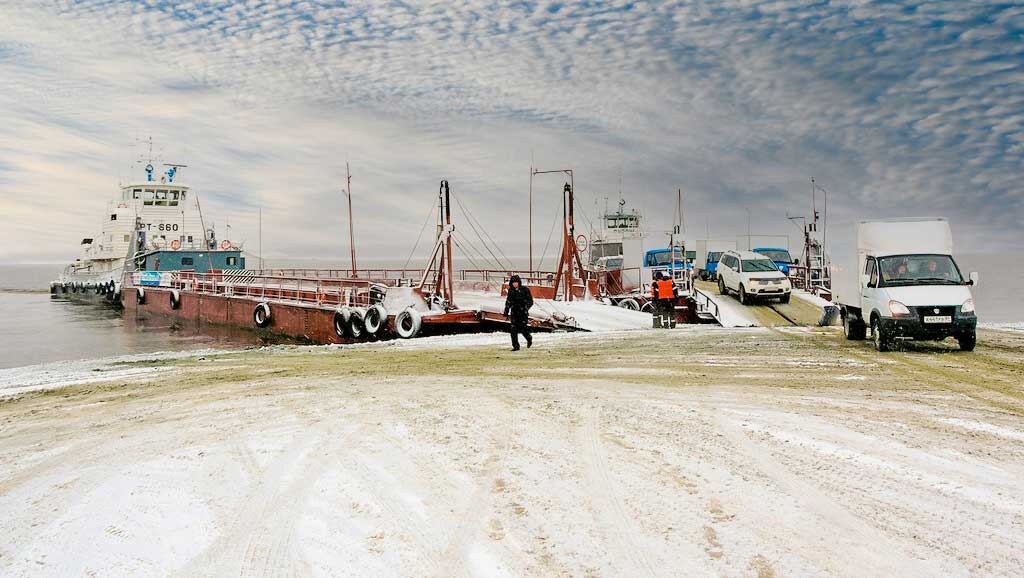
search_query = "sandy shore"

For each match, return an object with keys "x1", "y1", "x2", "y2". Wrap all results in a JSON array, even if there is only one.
[{"x1": 1, "y1": 327, "x2": 1023, "y2": 577}]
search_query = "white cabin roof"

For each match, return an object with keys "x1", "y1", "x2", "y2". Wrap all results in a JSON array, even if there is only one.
[{"x1": 121, "y1": 181, "x2": 191, "y2": 190}]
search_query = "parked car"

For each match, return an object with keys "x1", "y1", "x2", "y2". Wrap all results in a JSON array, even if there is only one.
[{"x1": 716, "y1": 250, "x2": 792, "y2": 304}]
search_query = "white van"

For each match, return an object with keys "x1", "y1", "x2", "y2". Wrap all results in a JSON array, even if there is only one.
[
  {"x1": 835, "y1": 218, "x2": 978, "y2": 351},
  {"x1": 716, "y1": 249, "x2": 792, "y2": 304}
]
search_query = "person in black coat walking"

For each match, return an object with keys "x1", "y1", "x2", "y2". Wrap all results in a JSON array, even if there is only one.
[{"x1": 504, "y1": 274, "x2": 534, "y2": 351}]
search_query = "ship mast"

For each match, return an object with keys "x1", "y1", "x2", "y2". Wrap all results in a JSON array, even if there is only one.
[{"x1": 344, "y1": 163, "x2": 358, "y2": 276}]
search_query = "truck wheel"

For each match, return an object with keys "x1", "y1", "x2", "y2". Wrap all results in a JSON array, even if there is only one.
[
  {"x1": 871, "y1": 318, "x2": 891, "y2": 352},
  {"x1": 738, "y1": 284, "x2": 749, "y2": 305},
  {"x1": 717, "y1": 277, "x2": 727, "y2": 295},
  {"x1": 843, "y1": 313, "x2": 866, "y2": 340},
  {"x1": 957, "y1": 332, "x2": 976, "y2": 352}
]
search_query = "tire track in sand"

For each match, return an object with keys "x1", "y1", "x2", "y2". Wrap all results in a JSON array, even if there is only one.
[
  {"x1": 436, "y1": 405, "x2": 517, "y2": 577},
  {"x1": 715, "y1": 413, "x2": 940, "y2": 576},
  {"x1": 578, "y1": 403, "x2": 660, "y2": 578},
  {"x1": 172, "y1": 419, "x2": 359, "y2": 578}
]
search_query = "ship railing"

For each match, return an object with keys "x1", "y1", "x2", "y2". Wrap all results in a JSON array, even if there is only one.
[
  {"x1": 691, "y1": 287, "x2": 720, "y2": 321},
  {"x1": 249, "y1": 268, "x2": 424, "y2": 284},
  {"x1": 457, "y1": 269, "x2": 557, "y2": 283},
  {"x1": 594, "y1": 266, "x2": 692, "y2": 298},
  {"x1": 786, "y1": 264, "x2": 832, "y2": 296},
  {"x1": 595, "y1": 267, "x2": 643, "y2": 297},
  {"x1": 171, "y1": 271, "x2": 402, "y2": 309}
]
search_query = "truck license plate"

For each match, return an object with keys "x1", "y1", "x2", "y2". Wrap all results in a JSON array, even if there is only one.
[{"x1": 924, "y1": 315, "x2": 952, "y2": 324}]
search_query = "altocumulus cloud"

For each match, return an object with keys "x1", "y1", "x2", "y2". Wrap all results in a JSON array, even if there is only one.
[{"x1": 0, "y1": 0, "x2": 1020, "y2": 264}]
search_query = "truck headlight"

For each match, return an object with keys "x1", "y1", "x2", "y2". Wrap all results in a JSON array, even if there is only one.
[
  {"x1": 888, "y1": 300, "x2": 911, "y2": 317},
  {"x1": 961, "y1": 299, "x2": 975, "y2": 314}
]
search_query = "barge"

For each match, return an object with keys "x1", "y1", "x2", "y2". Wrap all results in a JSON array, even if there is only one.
[{"x1": 121, "y1": 179, "x2": 717, "y2": 344}]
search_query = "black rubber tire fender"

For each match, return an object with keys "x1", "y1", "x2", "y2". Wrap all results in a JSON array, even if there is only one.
[
  {"x1": 348, "y1": 308, "x2": 365, "y2": 339},
  {"x1": 333, "y1": 307, "x2": 351, "y2": 338},
  {"x1": 363, "y1": 304, "x2": 387, "y2": 336},
  {"x1": 253, "y1": 302, "x2": 272, "y2": 328},
  {"x1": 394, "y1": 308, "x2": 422, "y2": 339}
]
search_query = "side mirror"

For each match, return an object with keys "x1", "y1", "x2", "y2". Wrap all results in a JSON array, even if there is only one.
[
  {"x1": 861, "y1": 274, "x2": 871, "y2": 288},
  {"x1": 969, "y1": 271, "x2": 979, "y2": 287},
  {"x1": 792, "y1": 259, "x2": 800, "y2": 265}
]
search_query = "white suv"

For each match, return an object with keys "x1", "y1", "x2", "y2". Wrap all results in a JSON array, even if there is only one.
[{"x1": 717, "y1": 250, "x2": 791, "y2": 304}]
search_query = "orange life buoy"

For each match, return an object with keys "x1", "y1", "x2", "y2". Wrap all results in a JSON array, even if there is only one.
[
  {"x1": 170, "y1": 239, "x2": 182, "y2": 251},
  {"x1": 220, "y1": 239, "x2": 231, "y2": 250}
]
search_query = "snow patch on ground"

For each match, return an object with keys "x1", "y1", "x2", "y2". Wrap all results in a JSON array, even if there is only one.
[
  {"x1": 792, "y1": 289, "x2": 834, "y2": 310},
  {"x1": 0, "y1": 348, "x2": 233, "y2": 398},
  {"x1": 980, "y1": 322, "x2": 1024, "y2": 333},
  {"x1": 942, "y1": 418, "x2": 1024, "y2": 441},
  {"x1": 454, "y1": 291, "x2": 652, "y2": 332}
]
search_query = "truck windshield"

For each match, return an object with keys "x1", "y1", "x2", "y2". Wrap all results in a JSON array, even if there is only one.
[
  {"x1": 879, "y1": 254, "x2": 963, "y2": 286},
  {"x1": 741, "y1": 259, "x2": 779, "y2": 272},
  {"x1": 708, "y1": 252, "x2": 722, "y2": 263},
  {"x1": 755, "y1": 249, "x2": 792, "y2": 263},
  {"x1": 648, "y1": 250, "x2": 684, "y2": 266}
]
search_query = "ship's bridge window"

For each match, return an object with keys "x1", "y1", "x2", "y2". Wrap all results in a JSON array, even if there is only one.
[
  {"x1": 144, "y1": 189, "x2": 155, "y2": 205},
  {"x1": 155, "y1": 190, "x2": 168, "y2": 206}
]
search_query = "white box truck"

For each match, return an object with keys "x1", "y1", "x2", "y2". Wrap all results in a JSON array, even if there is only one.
[
  {"x1": 694, "y1": 239, "x2": 736, "y2": 280},
  {"x1": 835, "y1": 218, "x2": 979, "y2": 351}
]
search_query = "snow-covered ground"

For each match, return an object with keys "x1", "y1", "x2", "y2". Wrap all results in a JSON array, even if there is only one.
[
  {"x1": 2, "y1": 328, "x2": 1023, "y2": 577},
  {"x1": 454, "y1": 291, "x2": 653, "y2": 331},
  {"x1": 0, "y1": 348, "x2": 236, "y2": 398},
  {"x1": 980, "y1": 322, "x2": 1024, "y2": 333}
]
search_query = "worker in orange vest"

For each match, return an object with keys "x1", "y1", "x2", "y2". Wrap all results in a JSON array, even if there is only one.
[{"x1": 651, "y1": 271, "x2": 678, "y2": 326}]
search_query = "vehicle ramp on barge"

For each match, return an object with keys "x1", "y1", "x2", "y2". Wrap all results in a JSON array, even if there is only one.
[{"x1": 692, "y1": 281, "x2": 838, "y2": 327}]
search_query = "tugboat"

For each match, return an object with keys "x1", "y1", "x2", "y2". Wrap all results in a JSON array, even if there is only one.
[{"x1": 51, "y1": 149, "x2": 243, "y2": 306}]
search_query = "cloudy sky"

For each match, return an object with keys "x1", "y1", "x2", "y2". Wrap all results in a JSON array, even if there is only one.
[{"x1": 0, "y1": 0, "x2": 1021, "y2": 266}]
